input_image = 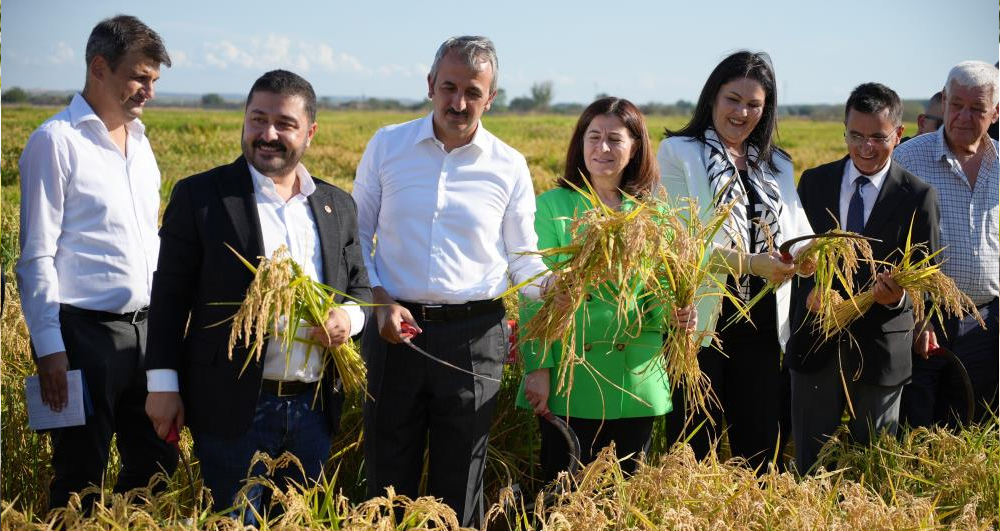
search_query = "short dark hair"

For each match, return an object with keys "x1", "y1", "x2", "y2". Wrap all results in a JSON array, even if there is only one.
[
  {"x1": 560, "y1": 97, "x2": 657, "y2": 198},
  {"x1": 86, "y1": 15, "x2": 171, "y2": 71},
  {"x1": 245, "y1": 70, "x2": 317, "y2": 123},
  {"x1": 666, "y1": 51, "x2": 784, "y2": 174},
  {"x1": 844, "y1": 82, "x2": 903, "y2": 126}
]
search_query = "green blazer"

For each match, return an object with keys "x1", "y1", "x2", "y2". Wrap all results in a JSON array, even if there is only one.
[{"x1": 516, "y1": 187, "x2": 673, "y2": 419}]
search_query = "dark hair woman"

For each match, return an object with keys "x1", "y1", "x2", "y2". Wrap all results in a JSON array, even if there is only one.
[
  {"x1": 518, "y1": 97, "x2": 696, "y2": 481},
  {"x1": 657, "y1": 51, "x2": 814, "y2": 472}
]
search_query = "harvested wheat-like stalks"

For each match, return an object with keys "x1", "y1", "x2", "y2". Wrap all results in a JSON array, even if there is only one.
[
  {"x1": 656, "y1": 196, "x2": 742, "y2": 423},
  {"x1": 824, "y1": 232, "x2": 984, "y2": 338},
  {"x1": 516, "y1": 181, "x2": 669, "y2": 397},
  {"x1": 224, "y1": 244, "x2": 368, "y2": 397}
]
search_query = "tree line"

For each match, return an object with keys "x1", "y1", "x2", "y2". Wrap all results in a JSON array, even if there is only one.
[{"x1": 1, "y1": 84, "x2": 928, "y2": 120}]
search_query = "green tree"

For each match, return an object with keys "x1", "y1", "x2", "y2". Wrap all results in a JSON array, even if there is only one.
[
  {"x1": 530, "y1": 81, "x2": 553, "y2": 111},
  {"x1": 201, "y1": 93, "x2": 225, "y2": 107},
  {"x1": 2, "y1": 87, "x2": 29, "y2": 104}
]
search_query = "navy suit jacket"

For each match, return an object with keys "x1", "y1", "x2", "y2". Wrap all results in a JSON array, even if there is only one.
[
  {"x1": 145, "y1": 156, "x2": 371, "y2": 437},
  {"x1": 786, "y1": 157, "x2": 940, "y2": 386}
]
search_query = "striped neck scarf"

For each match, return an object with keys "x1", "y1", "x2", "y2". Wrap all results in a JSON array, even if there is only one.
[{"x1": 703, "y1": 128, "x2": 784, "y2": 299}]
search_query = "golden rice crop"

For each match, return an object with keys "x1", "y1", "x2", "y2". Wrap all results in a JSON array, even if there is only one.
[
  {"x1": 825, "y1": 230, "x2": 984, "y2": 338},
  {"x1": 656, "y1": 196, "x2": 742, "y2": 424},
  {"x1": 511, "y1": 180, "x2": 669, "y2": 398},
  {"x1": 224, "y1": 244, "x2": 368, "y2": 397}
]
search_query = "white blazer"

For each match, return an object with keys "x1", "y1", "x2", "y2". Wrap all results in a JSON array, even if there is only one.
[{"x1": 657, "y1": 135, "x2": 813, "y2": 350}]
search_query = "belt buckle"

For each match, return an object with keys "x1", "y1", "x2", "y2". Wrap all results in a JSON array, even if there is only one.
[
  {"x1": 130, "y1": 308, "x2": 148, "y2": 325},
  {"x1": 275, "y1": 381, "x2": 296, "y2": 397},
  {"x1": 422, "y1": 304, "x2": 442, "y2": 321}
]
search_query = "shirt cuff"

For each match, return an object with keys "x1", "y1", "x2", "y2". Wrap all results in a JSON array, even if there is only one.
[
  {"x1": 147, "y1": 369, "x2": 179, "y2": 392},
  {"x1": 882, "y1": 292, "x2": 907, "y2": 310},
  {"x1": 343, "y1": 302, "x2": 365, "y2": 336},
  {"x1": 32, "y1": 329, "x2": 66, "y2": 358},
  {"x1": 518, "y1": 272, "x2": 551, "y2": 301}
]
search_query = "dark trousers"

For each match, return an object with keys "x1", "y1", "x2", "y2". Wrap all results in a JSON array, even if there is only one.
[
  {"x1": 662, "y1": 334, "x2": 790, "y2": 472},
  {"x1": 192, "y1": 388, "x2": 332, "y2": 525},
  {"x1": 48, "y1": 307, "x2": 177, "y2": 509},
  {"x1": 363, "y1": 309, "x2": 506, "y2": 529},
  {"x1": 538, "y1": 416, "x2": 654, "y2": 483},
  {"x1": 901, "y1": 298, "x2": 999, "y2": 428},
  {"x1": 790, "y1": 361, "x2": 902, "y2": 474}
]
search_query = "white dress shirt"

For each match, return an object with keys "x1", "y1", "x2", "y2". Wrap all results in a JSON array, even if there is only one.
[
  {"x1": 146, "y1": 163, "x2": 365, "y2": 392},
  {"x1": 16, "y1": 93, "x2": 161, "y2": 357},
  {"x1": 839, "y1": 159, "x2": 891, "y2": 227},
  {"x1": 352, "y1": 113, "x2": 548, "y2": 303}
]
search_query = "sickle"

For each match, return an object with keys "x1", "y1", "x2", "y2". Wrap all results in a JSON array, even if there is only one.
[
  {"x1": 777, "y1": 232, "x2": 881, "y2": 263},
  {"x1": 927, "y1": 341, "x2": 976, "y2": 425},
  {"x1": 541, "y1": 411, "x2": 583, "y2": 476}
]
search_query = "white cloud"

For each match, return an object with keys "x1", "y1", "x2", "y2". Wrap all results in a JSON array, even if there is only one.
[
  {"x1": 195, "y1": 35, "x2": 367, "y2": 75},
  {"x1": 48, "y1": 42, "x2": 75, "y2": 65}
]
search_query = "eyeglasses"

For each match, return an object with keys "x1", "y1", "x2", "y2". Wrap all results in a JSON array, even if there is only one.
[{"x1": 844, "y1": 130, "x2": 897, "y2": 146}]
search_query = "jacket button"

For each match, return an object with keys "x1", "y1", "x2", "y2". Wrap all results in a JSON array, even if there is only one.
[
  {"x1": 615, "y1": 343, "x2": 626, "y2": 351},
  {"x1": 583, "y1": 343, "x2": 592, "y2": 352},
  {"x1": 585, "y1": 294, "x2": 593, "y2": 302}
]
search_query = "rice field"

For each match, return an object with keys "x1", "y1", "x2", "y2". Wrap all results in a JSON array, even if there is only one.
[{"x1": 2, "y1": 106, "x2": 993, "y2": 530}]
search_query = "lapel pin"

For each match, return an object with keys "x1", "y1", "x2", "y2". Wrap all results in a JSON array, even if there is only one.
[{"x1": 324, "y1": 205, "x2": 332, "y2": 214}]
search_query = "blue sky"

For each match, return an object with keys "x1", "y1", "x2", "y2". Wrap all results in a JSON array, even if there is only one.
[{"x1": 4, "y1": 0, "x2": 998, "y2": 104}]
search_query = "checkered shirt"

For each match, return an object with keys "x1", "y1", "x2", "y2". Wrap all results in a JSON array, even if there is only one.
[{"x1": 894, "y1": 127, "x2": 999, "y2": 306}]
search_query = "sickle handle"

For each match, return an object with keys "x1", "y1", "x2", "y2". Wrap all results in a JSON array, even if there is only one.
[
  {"x1": 400, "y1": 321, "x2": 418, "y2": 340},
  {"x1": 166, "y1": 425, "x2": 180, "y2": 449}
]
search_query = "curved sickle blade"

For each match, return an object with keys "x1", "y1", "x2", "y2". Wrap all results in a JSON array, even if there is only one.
[
  {"x1": 778, "y1": 232, "x2": 881, "y2": 262},
  {"x1": 542, "y1": 411, "x2": 583, "y2": 476},
  {"x1": 928, "y1": 345, "x2": 976, "y2": 425}
]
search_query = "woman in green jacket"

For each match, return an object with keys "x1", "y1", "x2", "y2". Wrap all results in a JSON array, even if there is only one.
[{"x1": 518, "y1": 97, "x2": 696, "y2": 481}]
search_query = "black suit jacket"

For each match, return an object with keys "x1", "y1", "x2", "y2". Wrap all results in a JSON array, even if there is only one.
[
  {"x1": 145, "y1": 156, "x2": 371, "y2": 437},
  {"x1": 786, "y1": 157, "x2": 940, "y2": 386}
]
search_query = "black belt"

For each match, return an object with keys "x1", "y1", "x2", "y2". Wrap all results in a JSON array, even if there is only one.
[
  {"x1": 60, "y1": 304, "x2": 148, "y2": 324},
  {"x1": 260, "y1": 379, "x2": 319, "y2": 397},
  {"x1": 398, "y1": 299, "x2": 505, "y2": 322}
]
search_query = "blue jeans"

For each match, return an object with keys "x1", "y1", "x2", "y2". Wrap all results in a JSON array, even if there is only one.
[{"x1": 192, "y1": 389, "x2": 332, "y2": 524}]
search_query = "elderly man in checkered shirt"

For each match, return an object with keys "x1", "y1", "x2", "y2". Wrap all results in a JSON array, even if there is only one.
[{"x1": 894, "y1": 60, "x2": 999, "y2": 428}]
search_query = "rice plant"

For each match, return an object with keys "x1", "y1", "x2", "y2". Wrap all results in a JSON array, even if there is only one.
[{"x1": 223, "y1": 244, "x2": 369, "y2": 397}]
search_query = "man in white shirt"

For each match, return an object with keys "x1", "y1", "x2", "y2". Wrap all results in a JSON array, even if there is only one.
[
  {"x1": 143, "y1": 70, "x2": 371, "y2": 521},
  {"x1": 15, "y1": 15, "x2": 175, "y2": 509},
  {"x1": 352, "y1": 36, "x2": 549, "y2": 528}
]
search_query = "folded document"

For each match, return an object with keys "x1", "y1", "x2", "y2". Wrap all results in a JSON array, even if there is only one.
[{"x1": 25, "y1": 369, "x2": 87, "y2": 431}]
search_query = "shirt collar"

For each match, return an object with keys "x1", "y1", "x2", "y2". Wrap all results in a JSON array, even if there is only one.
[
  {"x1": 247, "y1": 161, "x2": 316, "y2": 202},
  {"x1": 417, "y1": 112, "x2": 490, "y2": 153},
  {"x1": 845, "y1": 156, "x2": 891, "y2": 191},
  {"x1": 68, "y1": 92, "x2": 146, "y2": 137}
]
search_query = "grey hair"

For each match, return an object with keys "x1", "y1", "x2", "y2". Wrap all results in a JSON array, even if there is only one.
[
  {"x1": 945, "y1": 61, "x2": 999, "y2": 106},
  {"x1": 429, "y1": 36, "x2": 498, "y2": 94}
]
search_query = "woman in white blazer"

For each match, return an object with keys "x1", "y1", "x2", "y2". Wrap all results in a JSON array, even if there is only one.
[{"x1": 658, "y1": 51, "x2": 814, "y2": 472}]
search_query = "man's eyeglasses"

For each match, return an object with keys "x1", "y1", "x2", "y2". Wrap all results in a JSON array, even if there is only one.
[{"x1": 844, "y1": 130, "x2": 897, "y2": 146}]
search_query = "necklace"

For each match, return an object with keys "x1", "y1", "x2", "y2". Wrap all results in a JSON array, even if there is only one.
[{"x1": 726, "y1": 145, "x2": 746, "y2": 158}]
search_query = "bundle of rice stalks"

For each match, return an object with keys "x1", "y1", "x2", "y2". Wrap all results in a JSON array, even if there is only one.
[
  {"x1": 824, "y1": 229, "x2": 984, "y2": 338},
  {"x1": 731, "y1": 225, "x2": 876, "y2": 338},
  {"x1": 507, "y1": 179, "x2": 670, "y2": 397},
  {"x1": 656, "y1": 196, "x2": 742, "y2": 423},
  {"x1": 223, "y1": 244, "x2": 368, "y2": 397}
]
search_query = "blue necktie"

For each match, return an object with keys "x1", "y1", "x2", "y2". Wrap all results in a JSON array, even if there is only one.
[{"x1": 846, "y1": 176, "x2": 870, "y2": 233}]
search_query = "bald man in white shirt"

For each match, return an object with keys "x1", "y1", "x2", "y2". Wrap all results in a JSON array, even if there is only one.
[
  {"x1": 353, "y1": 36, "x2": 550, "y2": 528},
  {"x1": 15, "y1": 15, "x2": 176, "y2": 509}
]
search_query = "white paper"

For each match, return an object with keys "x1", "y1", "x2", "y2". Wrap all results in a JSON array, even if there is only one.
[{"x1": 25, "y1": 369, "x2": 86, "y2": 431}]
